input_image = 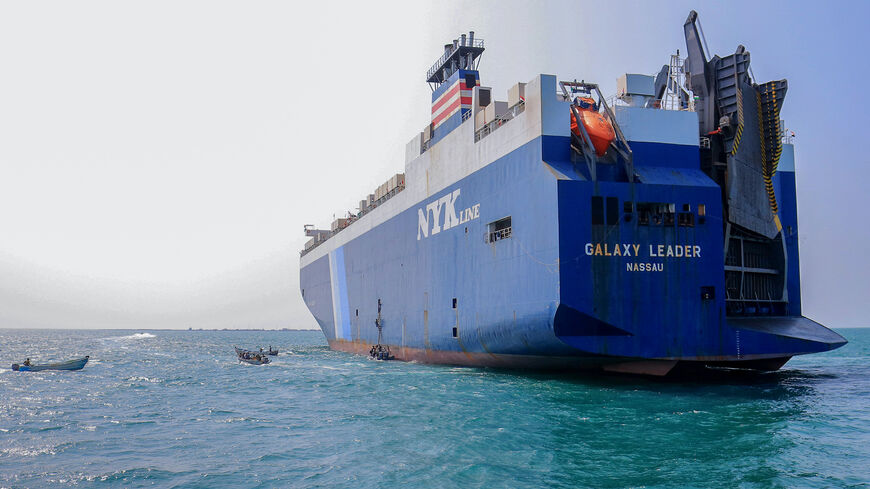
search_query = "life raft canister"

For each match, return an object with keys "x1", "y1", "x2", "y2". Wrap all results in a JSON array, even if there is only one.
[{"x1": 570, "y1": 97, "x2": 615, "y2": 157}]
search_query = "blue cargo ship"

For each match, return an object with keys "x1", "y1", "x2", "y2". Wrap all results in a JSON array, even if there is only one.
[{"x1": 299, "y1": 12, "x2": 846, "y2": 375}]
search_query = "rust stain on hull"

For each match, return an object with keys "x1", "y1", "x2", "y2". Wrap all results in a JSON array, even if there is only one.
[
  {"x1": 327, "y1": 339, "x2": 792, "y2": 374},
  {"x1": 330, "y1": 339, "x2": 617, "y2": 370}
]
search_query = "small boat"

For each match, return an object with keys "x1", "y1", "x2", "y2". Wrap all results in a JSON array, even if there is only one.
[
  {"x1": 235, "y1": 347, "x2": 270, "y2": 365},
  {"x1": 369, "y1": 344, "x2": 394, "y2": 361},
  {"x1": 369, "y1": 301, "x2": 394, "y2": 361},
  {"x1": 12, "y1": 356, "x2": 89, "y2": 372}
]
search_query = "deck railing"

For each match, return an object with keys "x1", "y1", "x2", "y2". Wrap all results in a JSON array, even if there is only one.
[
  {"x1": 426, "y1": 39, "x2": 485, "y2": 81},
  {"x1": 474, "y1": 101, "x2": 524, "y2": 142}
]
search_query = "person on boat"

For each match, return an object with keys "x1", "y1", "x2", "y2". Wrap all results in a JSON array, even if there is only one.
[{"x1": 23, "y1": 358, "x2": 31, "y2": 366}]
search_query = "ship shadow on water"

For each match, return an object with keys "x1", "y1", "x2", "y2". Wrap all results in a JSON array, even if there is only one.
[{"x1": 468, "y1": 364, "x2": 836, "y2": 400}]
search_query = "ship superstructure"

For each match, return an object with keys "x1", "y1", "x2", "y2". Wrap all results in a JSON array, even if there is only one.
[{"x1": 299, "y1": 12, "x2": 845, "y2": 375}]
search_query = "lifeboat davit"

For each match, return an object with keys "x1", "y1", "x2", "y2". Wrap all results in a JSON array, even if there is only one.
[{"x1": 570, "y1": 97, "x2": 615, "y2": 157}]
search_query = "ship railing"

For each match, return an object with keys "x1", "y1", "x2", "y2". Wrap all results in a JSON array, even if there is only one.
[
  {"x1": 474, "y1": 100, "x2": 525, "y2": 142},
  {"x1": 301, "y1": 231, "x2": 333, "y2": 256},
  {"x1": 357, "y1": 185, "x2": 405, "y2": 217},
  {"x1": 302, "y1": 185, "x2": 408, "y2": 256},
  {"x1": 424, "y1": 110, "x2": 474, "y2": 152},
  {"x1": 606, "y1": 94, "x2": 695, "y2": 112},
  {"x1": 426, "y1": 38, "x2": 486, "y2": 81},
  {"x1": 780, "y1": 122, "x2": 795, "y2": 144},
  {"x1": 606, "y1": 95, "x2": 624, "y2": 108}
]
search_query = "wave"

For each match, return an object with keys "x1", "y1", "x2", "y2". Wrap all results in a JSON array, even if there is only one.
[
  {"x1": 126, "y1": 376, "x2": 162, "y2": 383},
  {"x1": 103, "y1": 332, "x2": 156, "y2": 341},
  {"x1": 125, "y1": 332, "x2": 155, "y2": 339}
]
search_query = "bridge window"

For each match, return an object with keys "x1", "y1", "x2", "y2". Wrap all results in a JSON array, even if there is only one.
[
  {"x1": 637, "y1": 202, "x2": 676, "y2": 226},
  {"x1": 606, "y1": 197, "x2": 619, "y2": 225},
  {"x1": 678, "y1": 212, "x2": 695, "y2": 227},
  {"x1": 486, "y1": 216, "x2": 512, "y2": 242},
  {"x1": 591, "y1": 196, "x2": 604, "y2": 225},
  {"x1": 464, "y1": 73, "x2": 477, "y2": 89}
]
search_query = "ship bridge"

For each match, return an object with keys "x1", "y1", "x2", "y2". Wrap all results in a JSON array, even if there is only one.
[{"x1": 426, "y1": 32, "x2": 484, "y2": 89}]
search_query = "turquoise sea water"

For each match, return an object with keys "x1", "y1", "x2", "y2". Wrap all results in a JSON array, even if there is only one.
[{"x1": 0, "y1": 328, "x2": 868, "y2": 489}]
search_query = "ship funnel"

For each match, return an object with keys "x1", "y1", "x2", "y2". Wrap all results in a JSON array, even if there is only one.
[
  {"x1": 461, "y1": 34, "x2": 466, "y2": 46},
  {"x1": 468, "y1": 31, "x2": 474, "y2": 45}
]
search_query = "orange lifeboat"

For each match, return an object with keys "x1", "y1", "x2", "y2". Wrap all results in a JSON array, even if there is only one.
[{"x1": 570, "y1": 97, "x2": 615, "y2": 157}]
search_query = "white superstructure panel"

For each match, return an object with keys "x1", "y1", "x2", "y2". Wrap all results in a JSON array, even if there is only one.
[{"x1": 614, "y1": 106, "x2": 699, "y2": 147}]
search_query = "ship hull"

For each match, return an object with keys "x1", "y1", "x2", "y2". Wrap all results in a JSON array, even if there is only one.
[
  {"x1": 299, "y1": 74, "x2": 845, "y2": 376},
  {"x1": 327, "y1": 338, "x2": 798, "y2": 376},
  {"x1": 300, "y1": 140, "x2": 843, "y2": 375}
]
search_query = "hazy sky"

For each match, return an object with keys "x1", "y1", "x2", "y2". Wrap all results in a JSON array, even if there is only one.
[{"x1": 1, "y1": 1, "x2": 867, "y2": 329}]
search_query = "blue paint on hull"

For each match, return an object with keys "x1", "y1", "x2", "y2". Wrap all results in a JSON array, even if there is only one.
[
  {"x1": 328, "y1": 247, "x2": 352, "y2": 340},
  {"x1": 299, "y1": 135, "x2": 845, "y2": 370}
]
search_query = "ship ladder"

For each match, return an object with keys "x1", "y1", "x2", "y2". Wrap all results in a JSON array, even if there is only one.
[{"x1": 370, "y1": 299, "x2": 393, "y2": 361}]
